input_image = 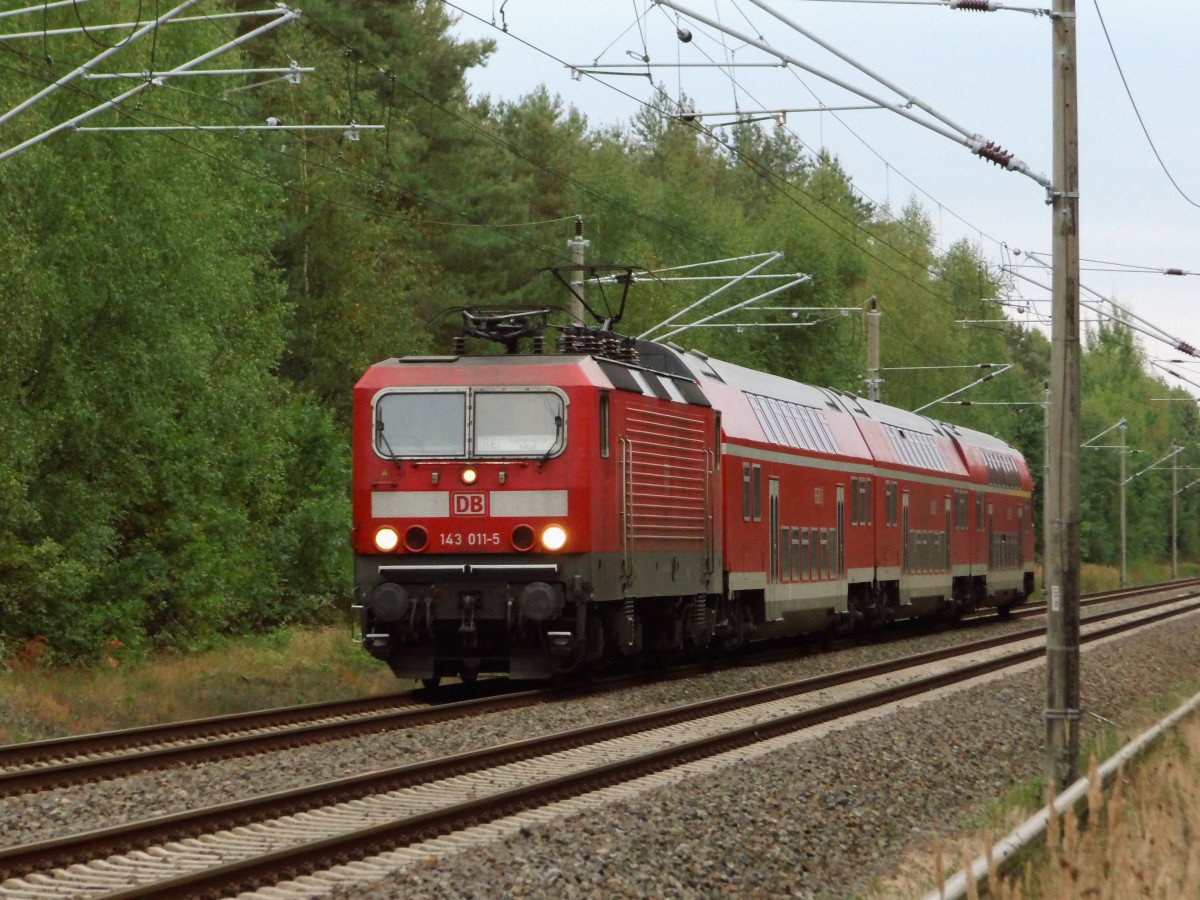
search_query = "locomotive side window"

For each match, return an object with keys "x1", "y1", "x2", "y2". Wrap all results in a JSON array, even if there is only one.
[
  {"x1": 742, "y1": 463, "x2": 751, "y2": 522},
  {"x1": 713, "y1": 414, "x2": 721, "y2": 469},
  {"x1": 376, "y1": 391, "x2": 466, "y2": 457},
  {"x1": 599, "y1": 392, "x2": 610, "y2": 459},
  {"x1": 752, "y1": 465, "x2": 762, "y2": 522},
  {"x1": 474, "y1": 391, "x2": 564, "y2": 456}
]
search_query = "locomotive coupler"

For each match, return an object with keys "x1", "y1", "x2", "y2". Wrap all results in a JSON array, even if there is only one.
[
  {"x1": 545, "y1": 631, "x2": 575, "y2": 657},
  {"x1": 545, "y1": 597, "x2": 588, "y2": 658}
]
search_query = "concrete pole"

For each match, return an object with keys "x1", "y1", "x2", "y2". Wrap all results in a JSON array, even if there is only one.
[
  {"x1": 866, "y1": 296, "x2": 881, "y2": 402},
  {"x1": 1044, "y1": 0, "x2": 1082, "y2": 793},
  {"x1": 1119, "y1": 423, "x2": 1127, "y2": 589},
  {"x1": 1172, "y1": 444, "x2": 1179, "y2": 579},
  {"x1": 1042, "y1": 381, "x2": 1050, "y2": 590},
  {"x1": 567, "y1": 216, "x2": 588, "y2": 324}
]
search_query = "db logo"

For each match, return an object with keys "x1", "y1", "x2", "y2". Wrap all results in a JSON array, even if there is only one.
[{"x1": 451, "y1": 492, "x2": 487, "y2": 516}]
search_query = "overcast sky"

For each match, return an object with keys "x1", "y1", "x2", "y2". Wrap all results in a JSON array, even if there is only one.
[{"x1": 445, "y1": 0, "x2": 1200, "y2": 395}]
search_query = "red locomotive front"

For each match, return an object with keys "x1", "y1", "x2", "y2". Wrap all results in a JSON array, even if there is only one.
[
  {"x1": 352, "y1": 326, "x2": 723, "y2": 683},
  {"x1": 353, "y1": 354, "x2": 605, "y2": 682}
]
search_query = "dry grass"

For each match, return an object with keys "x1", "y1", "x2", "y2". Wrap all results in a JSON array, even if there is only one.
[
  {"x1": 1051, "y1": 560, "x2": 1200, "y2": 598},
  {"x1": 870, "y1": 702, "x2": 1200, "y2": 900},
  {"x1": 911, "y1": 718, "x2": 1200, "y2": 900},
  {"x1": 1022, "y1": 723, "x2": 1200, "y2": 899},
  {"x1": 0, "y1": 627, "x2": 399, "y2": 745}
]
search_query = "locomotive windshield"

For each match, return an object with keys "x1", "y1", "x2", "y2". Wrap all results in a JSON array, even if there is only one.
[
  {"x1": 474, "y1": 391, "x2": 562, "y2": 456},
  {"x1": 375, "y1": 388, "x2": 565, "y2": 459},
  {"x1": 376, "y1": 391, "x2": 466, "y2": 457}
]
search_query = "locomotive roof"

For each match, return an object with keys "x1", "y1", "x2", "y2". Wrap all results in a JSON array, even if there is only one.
[{"x1": 374, "y1": 355, "x2": 588, "y2": 367}]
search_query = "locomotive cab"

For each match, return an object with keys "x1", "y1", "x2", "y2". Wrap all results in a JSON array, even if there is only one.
[{"x1": 353, "y1": 362, "x2": 600, "y2": 681}]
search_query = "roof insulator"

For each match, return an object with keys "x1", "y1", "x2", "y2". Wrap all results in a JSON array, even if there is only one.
[{"x1": 976, "y1": 140, "x2": 1014, "y2": 168}]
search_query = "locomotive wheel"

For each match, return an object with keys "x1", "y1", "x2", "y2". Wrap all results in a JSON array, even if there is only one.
[
  {"x1": 421, "y1": 676, "x2": 442, "y2": 689},
  {"x1": 459, "y1": 668, "x2": 478, "y2": 684}
]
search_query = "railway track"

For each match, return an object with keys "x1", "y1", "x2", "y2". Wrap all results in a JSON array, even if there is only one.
[
  {"x1": 3, "y1": 589, "x2": 1200, "y2": 899},
  {"x1": 1, "y1": 578, "x2": 1196, "y2": 801},
  {"x1": 985, "y1": 577, "x2": 1200, "y2": 619}
]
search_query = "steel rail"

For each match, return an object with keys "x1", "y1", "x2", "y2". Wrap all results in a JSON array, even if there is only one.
[{"x1": 0, "y1": 687, "x2": 545, "y2": 798}]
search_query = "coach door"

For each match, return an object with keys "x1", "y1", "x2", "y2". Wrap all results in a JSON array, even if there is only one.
[
  {"x1": 836, "y1": 485, "x2": 845, "y2": 581},
  {"x1": 767, "y1": 478, "x2": 782, "y2": 620},
  {"x1": 945, "y1": 496, "x2": 952, "y2": 573},
  {"x1": 900, "y1": 491, "x2": 911, "y2": 605},
  {"x1": 988, "y1": 502, "x2": 995, "y2": 567}
]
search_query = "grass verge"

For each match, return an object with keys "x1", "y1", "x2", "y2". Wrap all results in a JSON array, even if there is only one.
[{"x1": 0, "y1": 626, "x2": 399, "y2": 745}]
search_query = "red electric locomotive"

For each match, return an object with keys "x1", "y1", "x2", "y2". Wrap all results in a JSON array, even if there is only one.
[{"x1": 352, "y1": 310, "x2": 1034, "y2": 684}]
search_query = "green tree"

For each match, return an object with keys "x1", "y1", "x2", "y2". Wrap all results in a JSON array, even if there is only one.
[{"x1": 0, "y1": 8, "x2": 347, "y2": 661}]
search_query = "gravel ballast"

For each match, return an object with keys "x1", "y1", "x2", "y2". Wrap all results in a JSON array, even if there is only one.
[{"x1": 3, "y1": 604, "x2": 1200, "y2": 899}]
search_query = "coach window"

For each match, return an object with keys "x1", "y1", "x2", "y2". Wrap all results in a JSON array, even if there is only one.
[
  {"x1": 790, "y1": 528, "x2": 800, "y2": 581},
  {"x1": 599, "y1": 392, "x2": 610, "y2": 459},
  {"x1": 752, "y1": 465, "x2": 762, "y2": 522},
  {"x1": 376, "y1": 390, "x2": 466, "y2": 458},
  {"x1": 850, "y1": 477, "x2": 859, "y2": 525},
  {"x1": 743, "y1": 463, "x2": 751, "y2": 521}
]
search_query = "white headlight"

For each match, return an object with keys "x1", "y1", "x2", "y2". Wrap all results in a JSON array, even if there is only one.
[
  {"x1": 541, "y1": 524, "x2": 567, "y2": 551},
  {"x1": 374, "y1": 526, "x2": 400, "y2": 552}
]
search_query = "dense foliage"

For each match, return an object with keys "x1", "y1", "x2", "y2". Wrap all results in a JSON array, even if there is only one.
[{"x1": 1, "y1": 1, "x2": 1196, "y2": 663}]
